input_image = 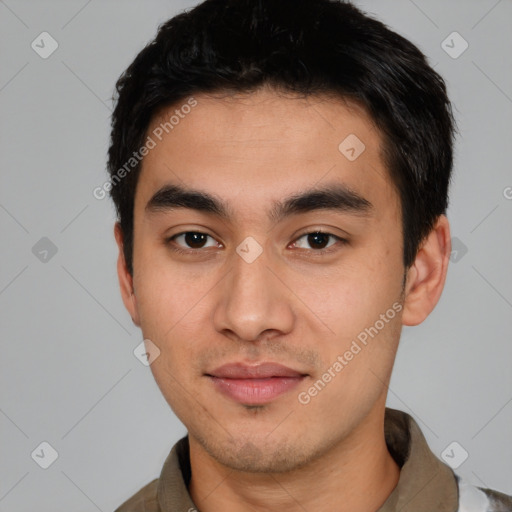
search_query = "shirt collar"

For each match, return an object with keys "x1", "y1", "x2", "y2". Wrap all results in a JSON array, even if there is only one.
[
  {"x1": 378, "y1": 408, "x2": 458, "y2": 512},
  {"x1": 156, "y1": 407, "x2": 459, "y2": 512}
]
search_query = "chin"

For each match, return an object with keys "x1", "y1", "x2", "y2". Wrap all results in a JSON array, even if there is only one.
[{"x1": 195, "y1": 431, "x2": 319, "y2": 473}]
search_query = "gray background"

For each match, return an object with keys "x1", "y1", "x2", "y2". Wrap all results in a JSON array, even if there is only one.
[{"x1": 0, "y1": 0, "x2": 511, "y2": 510}]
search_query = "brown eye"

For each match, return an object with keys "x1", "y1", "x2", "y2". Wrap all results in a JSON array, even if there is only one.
[
  {"x1": 293, "y1": 231, "x2": 345, "y2": 252},
  {"x1": 168, "y1": 232, "x2": 218, "y2": 251},
  {"x1": 306, "y1": 232, "x2": 330, "y2": 249},
  {"x1": 183, "y1": 232, "x2": 208, "y2": 249}
]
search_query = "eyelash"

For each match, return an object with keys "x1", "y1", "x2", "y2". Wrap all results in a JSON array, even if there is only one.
[{"x1": 165, "y1": 230, "x2": 348, "y2": 257}]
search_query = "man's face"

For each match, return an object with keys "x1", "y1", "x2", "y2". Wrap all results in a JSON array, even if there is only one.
[{"x1": 124, "y1": 88, "x2": 406, "y2": 472}]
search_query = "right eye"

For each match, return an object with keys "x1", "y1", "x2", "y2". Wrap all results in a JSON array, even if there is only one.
[{"x1": 166, "y1": 231, "x2": 221, "y2": 254}]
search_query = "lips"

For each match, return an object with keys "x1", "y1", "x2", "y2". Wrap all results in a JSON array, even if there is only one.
[
  {"x1": 206, "y1": 363, "x2": 307, "y2": 405},
  {"x1": 209, "y1": 362, "x2": 305, "y2": 379}
]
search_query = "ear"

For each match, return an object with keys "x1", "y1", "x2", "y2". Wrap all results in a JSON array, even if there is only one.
[
  {"x1": 401, "y1": 215, "x2": 451, "y2": 326},
  {"x1": 114, "y1": 222, "x2": 141, "y2": 327}
]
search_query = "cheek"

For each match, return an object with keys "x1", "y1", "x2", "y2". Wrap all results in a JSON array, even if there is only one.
[
  {"x1": 138, "y1": 272, "x2": 206, "y2": 407},
  {"x1": 309, "y1": 247, "x2": 403, "y2": 385},
  {"x1": 311, "y1": 257, "x2": 401, "y2": 338},
  {"x1": 133, "y1": 260, "x2": 216, "y2": 384},
  {"x1": 305, "y1": 314, "x2": 402, "y2": 414},
  {"x1": 134, "y1": 249, "x2": 205, "y2": 329}
]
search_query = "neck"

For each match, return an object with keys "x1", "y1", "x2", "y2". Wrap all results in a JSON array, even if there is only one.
[{"x1": 188, "y1": 407, "x2": 400, "y2": 512}]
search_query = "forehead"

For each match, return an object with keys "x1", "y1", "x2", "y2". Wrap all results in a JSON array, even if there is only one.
[{"x1": 135, "y1": 88, "x2": 397, "y2": 220}]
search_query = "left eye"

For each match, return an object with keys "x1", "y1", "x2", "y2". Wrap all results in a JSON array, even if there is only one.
[{"x1": 292, "y1": 232, "x2": 343, "y2": 251}]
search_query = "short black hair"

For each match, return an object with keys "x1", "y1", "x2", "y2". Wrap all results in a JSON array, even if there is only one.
[{"x1": 107, "y1": 0, "x2": 455, "y2": 276}]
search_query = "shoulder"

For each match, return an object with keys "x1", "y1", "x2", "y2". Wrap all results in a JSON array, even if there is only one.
[
  {"x1": 457, "y1": 477, "x2": 512, "y2": 512},
  {"x1": 114, "y1": 478, "x2": 160, "y2": 512}
]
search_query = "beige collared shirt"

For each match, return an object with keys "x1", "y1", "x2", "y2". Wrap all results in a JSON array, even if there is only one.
[{"x1": 115, "y1": 408, "x2": 512, "y2": 511}]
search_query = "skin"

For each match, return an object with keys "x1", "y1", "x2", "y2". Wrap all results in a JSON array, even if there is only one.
[{"x1": 114, "y1": 86, "x2": 451, "y2": 512}]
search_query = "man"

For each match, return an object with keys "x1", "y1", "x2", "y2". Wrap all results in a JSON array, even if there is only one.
[{"x1": 107, "y1": 0, "x2": 512, "y2": 510}]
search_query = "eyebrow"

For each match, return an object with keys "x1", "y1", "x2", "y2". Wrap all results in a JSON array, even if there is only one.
[{"x1": 145, "y1": 182, "x2": 373, "y2": 222}]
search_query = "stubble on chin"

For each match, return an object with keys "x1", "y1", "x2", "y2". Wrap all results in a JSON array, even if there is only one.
[{"x1": 189, "y1": 419, "x2": 328, "y2": 474}]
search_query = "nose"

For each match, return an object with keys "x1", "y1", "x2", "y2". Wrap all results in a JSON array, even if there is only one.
[{"x1": 212, "y1": 243, "x2": 295, "y2": 343}]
